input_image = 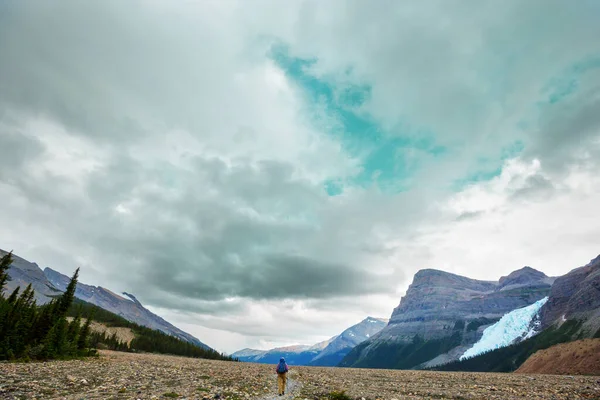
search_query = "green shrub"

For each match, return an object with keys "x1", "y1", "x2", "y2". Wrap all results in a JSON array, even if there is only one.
[{"x1": 327, "y1": 391, "x2": 352, "y2": 400}]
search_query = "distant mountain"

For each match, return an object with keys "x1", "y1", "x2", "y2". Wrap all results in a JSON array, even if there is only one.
[
  {"x1": 232, "y1": 317, "x2": 387, "y2": 366},
  {"x1": 340, "y1": 266, "x2": 554, "y2": 369},
  {"x1": 309, "y1": 317, "x2": 388, "y2": 366},
  {"x1": 232, "y1": 339, "x2": 333, "y2": 365},
  {"x1": 1, "y1": 249, "x2": 212, "y2": 350}
]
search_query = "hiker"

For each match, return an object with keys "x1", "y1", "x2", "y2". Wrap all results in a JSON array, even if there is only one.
[{"x1": 275, "y1": 357, "x2": 289, "y2": 396}]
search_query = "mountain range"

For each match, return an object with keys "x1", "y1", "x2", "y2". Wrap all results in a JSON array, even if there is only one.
[
  {"x1": 340, "y1": 255, "x2": 600, "y2": 370},
  {"x1": 232, "y1": 317, "x2": 388, "y2": 366},
  {"x1": 4, "y1": 247, "x2": 599, "y2": 373},
  {"x1": 1, "y1": 249, "x2": 210, "y2": 350}
]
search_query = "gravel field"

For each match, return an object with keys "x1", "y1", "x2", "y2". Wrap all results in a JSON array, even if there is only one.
[{"x1": 1, "y1": 350, "x2": 599, "y2": 400}]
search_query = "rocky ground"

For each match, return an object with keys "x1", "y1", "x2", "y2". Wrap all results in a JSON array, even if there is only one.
[{"x1": 1, "y1": 350, "x2": 599, "y2": 400}]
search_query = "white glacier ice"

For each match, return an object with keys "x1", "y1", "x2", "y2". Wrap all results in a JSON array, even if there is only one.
[{"x1": 460, "y1": 296, "x2": 548, "y2": 360}]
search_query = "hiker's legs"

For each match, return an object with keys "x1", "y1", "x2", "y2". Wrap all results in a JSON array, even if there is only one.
[
  {"x1": 277, "y1": 374, "x2": 284, "y2": 395},
  {"x1": 282, "y1": 373, "x2": 287, "y2": 394}
]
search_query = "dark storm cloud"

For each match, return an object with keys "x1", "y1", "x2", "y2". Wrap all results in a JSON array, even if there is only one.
[
  {"x1": 0, "y1": 131, "x2": 44, "y2": 174},
  {"x1": 111, "y1": 158, "x2": 397, "y2": 302},
  {"x1": 5, "y1": 149, "x2": 399, "y2": 306},
  {"x1": 526, "y1": 88, "x2": 600, "y2": 172}
]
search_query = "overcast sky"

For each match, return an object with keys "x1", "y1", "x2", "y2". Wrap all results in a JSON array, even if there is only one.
[{"x1": 1, "y1": 0, "x2": 599, "y2": 354}]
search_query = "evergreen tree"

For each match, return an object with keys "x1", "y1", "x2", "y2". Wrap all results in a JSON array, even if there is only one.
[
  {"x1": 0, "y1": 252, "x2": 13, "y2": 298},
  {"x1": 0, "y1": 257, "x2": 85, "y2": 361},
  {"x1": 6, "y1": 286, "x2": 20, "y2": 304},
  {"x1": 77, "y1": 312, "x2": 94, "y2": 350},
  {"x1": 56, "y1": 268, "x2": 79, "y2": 316}
]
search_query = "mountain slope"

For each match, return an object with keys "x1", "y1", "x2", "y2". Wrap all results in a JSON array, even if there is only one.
[
  {"x1": 540, "y1": 254, "x2": 600, "y2": 335},
  {"x1": 44, "y1": 267, "x2": 210, "y2": 349},
  {"x1": 340, "y1": 266, "x2": 554, "y2": 369},
  {"x1": 515, "y1": 338, "x2": 600, "y2": 375},
  {"x1": 1, "y1": 249, "x2": 211, "y2": 350},
  {"x1": 1, "y1": 250, "x2": 60, "y2": 304}
]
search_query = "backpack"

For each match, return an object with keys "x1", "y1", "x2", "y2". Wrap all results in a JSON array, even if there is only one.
[{"x1": 277, "y1": 362, "x2": 287, "y2": 373}]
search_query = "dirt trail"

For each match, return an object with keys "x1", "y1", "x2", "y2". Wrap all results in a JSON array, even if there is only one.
[{"x1": 256, "y1": 372, "x2": 302, "y2": 400}]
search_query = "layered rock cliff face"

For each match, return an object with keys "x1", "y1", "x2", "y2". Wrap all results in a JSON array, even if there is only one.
[
  {"x1": 540, "y1": 255, "x2": 600, "y2": 334},
  {"x1": 341, "y1": 266, "x2": 554, "y2": 368},
  {"x1": 382, "y1": 267, "x2": 553, "y2": 342},
  {"x1": 2, "y1": 249, "x2": 211, "y2": 350}
]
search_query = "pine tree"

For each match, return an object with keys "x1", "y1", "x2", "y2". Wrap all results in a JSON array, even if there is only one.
[
  {"x1": 6, "y1": 286, "x2": 20, "y2": 304},
  {"x1": 0, "y1": 251, "x2": 14, "y2": 299},
  {"x1": 56, "y1": 268, "x2": 79, "y2": 316},
  {"x1": 66, "y1": 313, "x2": 81, "y2": 355},
  {"x1": 77, "y1": 312, "x2": 94, "y2": 351}
]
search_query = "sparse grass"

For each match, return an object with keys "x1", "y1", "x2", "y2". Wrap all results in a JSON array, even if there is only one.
[
  {"x1": 223, "y1": 390, "x2": 242, "y2": 400},
  {"x1": 197, "y1": 387, "x2": 210, "y2": 392},
  {"x1": 198, "y1": 374, "x2": 211, "y2": 379},
  {"x1": 163, "y1": 392, "x2": 180, "y2": 398},
  {"x1": 326, "y1": 390, "x2": 352, "y2": 400}
]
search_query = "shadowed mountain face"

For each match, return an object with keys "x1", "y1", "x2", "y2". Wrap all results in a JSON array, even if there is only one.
[
  {"x1": 1, "y1": 249, "x2": 211, "y2": 350},
  {"x1": 232, "y1": 317, "x2": 387, "y2": 366},
  {"x1": 341, "y1": 266, "x2": 554, "y2": 369},
  {"x1": 540, "y1": 255, "x2": 600, "y2": 335}
]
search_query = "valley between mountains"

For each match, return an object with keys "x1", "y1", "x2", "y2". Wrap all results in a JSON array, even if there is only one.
[{"x1": 2, "y1": 249, "x2": 600, "y2": 400}]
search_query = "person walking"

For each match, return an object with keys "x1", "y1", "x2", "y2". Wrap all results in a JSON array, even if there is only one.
[{"x1": 275, "y1": 357, "x2": 289, "y2": 396}]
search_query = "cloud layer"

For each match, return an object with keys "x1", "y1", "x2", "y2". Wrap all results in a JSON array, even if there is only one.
[{"x1": 1, "y1": 0, "x2": 599, "y2": 352}]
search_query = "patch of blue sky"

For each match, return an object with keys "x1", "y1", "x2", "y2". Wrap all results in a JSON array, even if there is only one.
[
  {"x1": 451, "y1": 140, "x2": 524, "y2": 191},
  {"x1": 501, "y1": 140, "x2": 525, "y2": 160},
  {"x1": 543, "y1": 55, "x2": 600, "y2": 104},
  {"x1": 452, "y1": 166, "x2": 503, "y2": 191},
  {"x1": 269, "y1": 44, "x2": 445, "y2": 195}
]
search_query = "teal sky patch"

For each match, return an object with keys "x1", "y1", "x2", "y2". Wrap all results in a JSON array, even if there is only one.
[
  {"x1": 269, "y1": 44, "x2": 446, "y2": 195},
  {"x1": 543, "y1": 56, "x2": 600, "y2": 104}
]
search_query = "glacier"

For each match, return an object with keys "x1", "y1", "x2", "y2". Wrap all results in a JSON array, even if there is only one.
[{"x1": 460, "y1": 296, "x2": 549, "y2": 360}]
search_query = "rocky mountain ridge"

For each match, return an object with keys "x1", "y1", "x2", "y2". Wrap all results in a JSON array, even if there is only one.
[
  {"x1": 341, "y1": 265, "x2": 555, "y2": 369},
  {"x1": 1, "y1": 249, "x2": 211, "y2": 350},
  {"x1": 384, "y1": 266, "x2": 554, "y2": 341}
]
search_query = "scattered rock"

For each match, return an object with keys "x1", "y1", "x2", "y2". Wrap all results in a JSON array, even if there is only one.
[{"x1": 0, "y1": 350, "x2": 598, "y2": 399}]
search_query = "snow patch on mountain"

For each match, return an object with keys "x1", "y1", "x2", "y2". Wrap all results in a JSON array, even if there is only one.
[{"x1": 460, "y1": 297, "x2": 549, "y2": 360}]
